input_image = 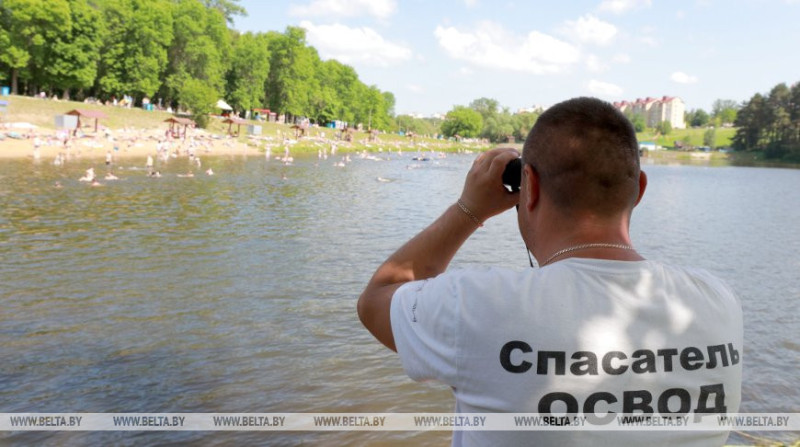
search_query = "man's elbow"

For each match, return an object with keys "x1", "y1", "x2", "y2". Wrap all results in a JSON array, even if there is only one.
[
  {"x1": 357, "y1": 287, "x2": 398, "y2": 352},
  {"x1": 356, "y1": 291, "x2": 369, "y2": 328}
]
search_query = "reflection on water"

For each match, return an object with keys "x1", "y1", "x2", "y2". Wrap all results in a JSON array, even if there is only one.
[{"x1": 1, "y1": 154, "x2": 798, "y2": 445}]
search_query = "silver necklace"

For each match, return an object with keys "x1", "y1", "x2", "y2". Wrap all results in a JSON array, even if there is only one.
[{"x1": 540, "y1": 243, "x2": 634, "y2": 267}]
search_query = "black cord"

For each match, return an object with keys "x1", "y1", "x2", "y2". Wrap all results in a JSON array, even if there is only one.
[{"x1": 514, "y1": 203, "x2": 535, "y2": 268}]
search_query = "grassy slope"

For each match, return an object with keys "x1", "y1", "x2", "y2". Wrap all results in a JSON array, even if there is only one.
[{"x1": 637, "y1": 127, "x2": 736, "y2": 148}]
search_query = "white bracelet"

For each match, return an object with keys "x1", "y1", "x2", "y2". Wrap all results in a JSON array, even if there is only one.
[{"x1": 456, "y1": 199, "x2": 483, "y2": 227}]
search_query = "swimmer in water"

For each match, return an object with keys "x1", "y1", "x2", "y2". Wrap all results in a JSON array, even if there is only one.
[{"x1": 79, "y1": 167, "x2": 95, "y2": 182}]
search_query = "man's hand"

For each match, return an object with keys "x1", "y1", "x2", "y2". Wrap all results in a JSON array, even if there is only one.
[{"x1": 459, "y1": 147, "x2": 521, "y2": 224}]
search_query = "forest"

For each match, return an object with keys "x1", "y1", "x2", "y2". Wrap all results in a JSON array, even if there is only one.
[
  {"x1": 0, "y1": 0, "x2": 395, "y2": 129},
  {"x1": 733, "y1": 81, "x2": 800, "y2": 161}
]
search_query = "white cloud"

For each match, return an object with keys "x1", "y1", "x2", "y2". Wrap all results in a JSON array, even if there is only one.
[
  {"x1": 585, "y1": 54, "x2": 609, "y2": 73},
  {"x1": 597, "y1": 0, "x2": 652, "y2": 14},
  {"x1": 289, "y1": 0, "x2": 396, "y2": 20},
  {"x1": 434, "y1": 21, "x2": 580, "y2": 75},
  {"x1": 464, "y1": 0, "x2": 478, "y2": 6},
  {"x1": 639, "y1": 36, "x2": 659, "y2": 47},
  {"x1": 587, "y1": 79, "x2": 623, "y2": 96},
  {"x1": 406, "y1": 84, "x2": 424, "y2": 93},
  {"x1": 671, "y1": 71, "x2": 699, "y2": 84},
  {"x1": 561, "y1": 15, "x2": 618, "y2": 46},
  {"x1": 300, "y1": 21, "x2": 412, "y2": 67},
  {"x1": 459, "y1": 67, "x2": 474, "y2": 76},
  {"x1": 612, "y1": 53, "x2": 631, "y2": 63}
]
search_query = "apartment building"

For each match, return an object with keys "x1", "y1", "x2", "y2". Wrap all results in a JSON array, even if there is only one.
[{"x1": 613, "y1": 96, "x2": 686, "y2": 129}]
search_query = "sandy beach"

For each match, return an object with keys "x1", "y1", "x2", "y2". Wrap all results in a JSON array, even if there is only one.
[{"x1": 0, "y1": 126, "x2": 257, "y2": 162}]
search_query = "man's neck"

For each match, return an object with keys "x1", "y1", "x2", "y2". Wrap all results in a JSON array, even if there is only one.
[{"x1": 530, "y1": 213, "x2": 641, "y2": 266}]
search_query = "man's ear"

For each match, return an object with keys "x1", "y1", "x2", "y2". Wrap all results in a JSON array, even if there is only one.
[
  {"x1": 524, "y1": 163, "x2": 539, "y2": 212},
  {"x1": 634, "y1": 170, "x2": 647, "y2": 207}
]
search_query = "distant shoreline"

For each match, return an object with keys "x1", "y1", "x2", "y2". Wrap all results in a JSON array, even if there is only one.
[
  {"x1": 0, "y1": 134, "x2": 253, "y2": 160},
  {"x1": 0, "y1": 94, "x2": 489, "y2": 160},
  {"x1": 642, "y1": 149, "x2": 800, "y2": 169}
]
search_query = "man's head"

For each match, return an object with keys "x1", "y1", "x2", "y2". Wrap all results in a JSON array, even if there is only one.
[{"x1": 522, "y1": 97, "x2": 642, "y2": 218}]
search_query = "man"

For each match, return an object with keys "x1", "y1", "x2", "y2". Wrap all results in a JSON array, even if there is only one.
[{"x1": 358, "y1": 97, "x2": 742, "y2": 446}]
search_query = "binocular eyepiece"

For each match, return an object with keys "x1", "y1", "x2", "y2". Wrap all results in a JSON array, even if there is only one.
[{"x1": 502, "y1": 158, "x2": 522, "y2": 193}]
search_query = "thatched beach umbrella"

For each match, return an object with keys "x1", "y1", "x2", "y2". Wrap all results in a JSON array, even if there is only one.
[
  {"x1": 164, "y1": 117, "x2": 196, "y2": 139},
  {"x1": 222, "y1": 116, "x2": 248, "y2": 136},
  {"x1": 65, "y1": 109, "x2": 107, "y2": 136}
]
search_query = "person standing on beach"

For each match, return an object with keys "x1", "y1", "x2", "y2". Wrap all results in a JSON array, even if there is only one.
[
  {"x1": 358, "y1": 97, "x2": 742, "y2": 446},
  {"x1": 33, "y1": 136, "x2": 41, "y2": 160}
]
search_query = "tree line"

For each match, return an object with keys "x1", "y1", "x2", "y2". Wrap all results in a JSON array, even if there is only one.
[
  {"x1": 733, "y1": 81, "x2": 800, "y2": 161},
  {"x1": 397, "y1": 98, "x2": 540, "y2": 143},
  {"x1": 0, "y1": 0, "x2": 395, "y2": 129}
]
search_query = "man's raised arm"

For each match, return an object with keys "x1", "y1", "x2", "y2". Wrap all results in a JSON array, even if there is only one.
[{"x1": 357, "y1": 148, "x2": 520, "y2": 351}]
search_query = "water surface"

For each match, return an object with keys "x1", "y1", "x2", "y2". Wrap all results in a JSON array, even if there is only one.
[{"x1": 1, "y1": 153, "x2": 798, "y2": 445}]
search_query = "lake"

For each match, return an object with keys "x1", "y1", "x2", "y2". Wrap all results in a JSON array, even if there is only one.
[{"x1": 1, "y1": 151, "x2": 798, "y2": 445}]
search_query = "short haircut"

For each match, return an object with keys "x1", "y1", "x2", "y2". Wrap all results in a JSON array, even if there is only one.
[{"x1": 522, "y1": 97, "x2": 641, "y2": 217}]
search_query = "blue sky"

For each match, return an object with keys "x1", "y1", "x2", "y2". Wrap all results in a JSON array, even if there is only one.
[{"x1": 233, "y1": 0, "x2": 800, "y2": 116}]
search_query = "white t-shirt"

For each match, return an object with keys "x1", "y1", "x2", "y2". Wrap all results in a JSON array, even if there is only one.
[{"x1": 391, "y1": 258, "x2": 743, "y2": 447}]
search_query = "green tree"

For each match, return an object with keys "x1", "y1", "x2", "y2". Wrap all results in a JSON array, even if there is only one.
[
  {"x1": 631, "y1": 114, "x2": 646, "y2": 132},
  {"x1": 308, "y1": 58, "x2": 343, "y2": 124},
  {"x1": 97, "y1": 0, "x2": 174, "y2": 99},
  {"x1": 163, "y1": 0, "x2": 230, "y2": 110},
  {"x1": 703, "y1": 128, "x2": 716, "y2": 149},
  {"x1": 733, "y1": 93, "x2": 767, "y2": 151},
  {"x1": 711, "y1": 99, "x2": 738, "y2": 125},
  {"x1": 395, "y1": 114, "x2": 437, "y2": 136},
  {"x1": 511, "y1": 112, "x2": 538, "y2": 142},
  {"x1": 360, "y1": 85, "x2": 390, "y2": 130},
  {"x1": 382, "y1": 91, "x2": 395, "y2": 118},
  {"x1": 201, "y1": 0, "x2": 246, "y2": 25},
  {"x1": 690, "y1": 109, "x2": 710, "y2": 127},
  {"x1": 0, "y1": 7, "x2": 31, "y2": 91},
  {"x1": 767, "y1": 84, "x2": 791, "y2": 135},
  {"x1": 656, "y1": 120, "x2": 672, "y2": 136},
  {"x1": 179, "y1": 77, "x2": 217, "y2": 127},
  {"x1": 0, "y1": 0, "x2": 71, "y2": 94},
  {"x1": 331, "y1": 63, "x2": 360, "y2": 123},
  {"x1": 46, "y1": 0, "x2": 105, "y2": 99},
  {"x1": 469, "y1": 97, "x2": 500, "y2": 121},
  {"x1": 441, "y1": 106, "x2": 483, "y2": 138},
  {"x1": 225, "y1": 31, "x2": 270, "y2": 114},
  {"x1": 265, "y1": 26, "x2": 318, "y2": 119},
  {"x1": 482, "y1": 111, "x2": 516, "y2": 142}
]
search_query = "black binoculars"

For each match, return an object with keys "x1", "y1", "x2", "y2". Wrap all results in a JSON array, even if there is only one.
[{"x1": 502, "y1": 158, "x2": 522, "y2": 192}]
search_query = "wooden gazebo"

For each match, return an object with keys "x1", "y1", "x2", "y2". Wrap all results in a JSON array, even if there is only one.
[
  {"x1": 65, "y1": 109, "x2": 107, "y2": 136},
  {"x1": 222, "y1": 116, "x2": 248, "y2": 136},
  {"x1": 291, "y1": 122, "x2": 309, "y2": 139},
  {"x1": 164, "y1": 117, "x2": 196, "y2": 139},
  {"x1": 339, "y1": 127, "x2": 355, "y2": 142},
  {"x1": 368, "y1": 128, "x2": 379, "y2": 142}
]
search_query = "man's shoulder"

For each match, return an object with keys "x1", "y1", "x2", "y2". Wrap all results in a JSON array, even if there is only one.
[
  {"x1": 656, "y1": 261, "x2": 737, "y2": 296},
  {"x1": 398, "y1": 266, "x2": 527, "y2": 291}
]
